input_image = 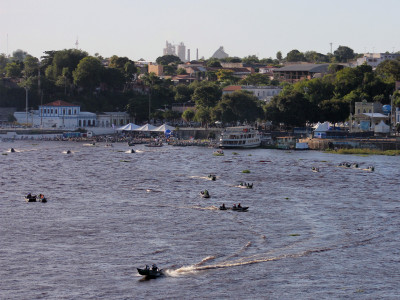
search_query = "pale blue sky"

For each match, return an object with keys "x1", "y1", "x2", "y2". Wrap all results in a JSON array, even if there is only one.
[{"x1": 1, "y1": 0, "x2": 399, "y2": 61}]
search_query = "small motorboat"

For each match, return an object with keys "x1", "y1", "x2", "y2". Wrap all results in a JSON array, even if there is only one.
[
  {"x1": 128, "y1": 142, "x2": 135, "y2": 146},
  {"x1": 10, "y1": 148, "x2": 16, "y2": 153},
  {"x1": 219, "y1": 205, "x2": 228, "y2": 210},
  {"x1": 145, "y1": 142, "x2": 163, "y2": 147},
  {"x1": 213, "y1": 150, "x2": 224, "y2": 156},
  {"x1": 25, "y1": 195, "x2": 37, "y2": 202},
  {"x1": 311, "y1": 167, "x2": 319, "y2": 172},
  {"x1": 137, "y1": 265, "x2": 163, "y2": 278},
  {"x1": 200, "y1": 191, "x2": 210, "y2": 198},
  {"x1": 238, "y1": 183, "x2": 253, "y2": 189},
  {"x1": 231, "y1": 205, "x2": 249, "y2": 212}
]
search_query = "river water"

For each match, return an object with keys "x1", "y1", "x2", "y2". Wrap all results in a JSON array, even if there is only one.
[{"x1": 0, "y1": 141, "x2": 399, "y2": 299}]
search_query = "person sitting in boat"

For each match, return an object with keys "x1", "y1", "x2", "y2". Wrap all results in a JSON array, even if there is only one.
[
  {"x1": 204, "y1": 190, "x2": 209, "y2": 196},
  {"x1": 248, "y1": 183, "x2": 253, "y2": 188},
  {"x1": 10, "y1": 148, "x2": 15, "y2": 152},
  {"x1": 221, "y1": 203, "x2": 226, "y2": 209},
  {"x1": 27, "y1": 193, "x2": 32, "y2": 199},
  {"x1": 145, "y1": 265, "x2": 149, "y2": 270},
  {"x1": 238, "y1": 203, "x2": 242, "y2": 208},
  {"x1": 152, "y1": 264, "x2": 158, "y2": 271},
  {"x1": 233, "y1": 204, "x2": 237, "y2": 209}
]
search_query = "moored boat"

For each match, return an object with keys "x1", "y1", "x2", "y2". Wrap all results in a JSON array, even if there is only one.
[{"x1": 219, "y1": 126, "x2": 261, "y2": 149}]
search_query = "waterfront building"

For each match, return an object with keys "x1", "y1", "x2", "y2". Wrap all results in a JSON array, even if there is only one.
[{"x1": 13, "y1": 100, "x2": 131, "y2": 129}]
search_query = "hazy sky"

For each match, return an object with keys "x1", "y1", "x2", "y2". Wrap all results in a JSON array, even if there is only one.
[{"x1": 1, "y1": 0, "x2": 399, "y2": 61}]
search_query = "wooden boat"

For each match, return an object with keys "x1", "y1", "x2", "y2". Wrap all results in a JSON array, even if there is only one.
[{"x1": 145, "y1": 143, "x2": 163, "y2": 147}]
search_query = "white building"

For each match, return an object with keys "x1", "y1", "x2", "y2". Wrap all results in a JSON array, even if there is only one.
[
  {"x1": 222, "y1": 85, "x2": 282, "y2": 103},
  {"x1": 14, "y1": 100, "x2": 131, "y2": 129},
  {"x1": 356, "y1": 53, "x2": 400, "y2": 68}
]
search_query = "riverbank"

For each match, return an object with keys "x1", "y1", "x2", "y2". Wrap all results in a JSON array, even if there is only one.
[{"x1": 325, "y1": 148, "x2": 400, "y2": 156}]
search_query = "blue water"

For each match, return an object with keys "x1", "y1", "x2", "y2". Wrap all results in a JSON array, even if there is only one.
[{"x1": 0, "y1": 141, "x2": 399, "y2": 299}]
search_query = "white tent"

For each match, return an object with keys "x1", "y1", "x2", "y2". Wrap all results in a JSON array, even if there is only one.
[
  {"x1": 314, "y1": 121, "x2": 330, "y2": 132},
  {"x1": 374, "y1": 120, "x2": 390, "y2": 133},
  {"x1": 153, "y1": 124, "x2": 175, "y2": 132},
  {"x1": 116, "y1": 123, "x2": 140, "y2": 131},
  {"x1": 134, "y1": 123, "x2": 157, "y2": 131}
]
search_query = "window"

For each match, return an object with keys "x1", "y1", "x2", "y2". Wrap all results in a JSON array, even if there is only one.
[
  {"x1": 74, "y1": 109, "x2": 77, "y2": 115},
  {"x1": 63, "y1": 109, "x2": 65, "y2": 115},
  {"x1": 55, "y1": 109, "x2": 58, "y2": 114},
  {"x1": 68, "y1": 109, "x2": 71, "y2": 115},
  {"x1": 51, "y1": 109, "x2": 53, "y2": 114}
]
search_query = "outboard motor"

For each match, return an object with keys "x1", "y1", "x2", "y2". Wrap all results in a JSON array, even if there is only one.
[
  {"x1": 10, "y1": 148, "x2": 15, "y2": 153},
  {"x1": 66, "y1": 150, "x2": 71, "y2": 154},
  {"x1": 130, "y1": 149, "x2": 135, "y2": 153}
]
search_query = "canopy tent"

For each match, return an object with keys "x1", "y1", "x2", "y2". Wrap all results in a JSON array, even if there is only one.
[
  {"x1": 153, "y1": 124, "x2": 175, "y2": 132},
  {"x1": 374, "y1": 120, "x2": 390, "y2": 133},
  {"x1": 134, "y1": 123, "x2": 157, "y2": 131},
  {"x1": 116, "y1": 123, "x2": 140, "y2": 131},
  {"x1": 313, "y1": 122, "x2": 330, "y2": 132}
]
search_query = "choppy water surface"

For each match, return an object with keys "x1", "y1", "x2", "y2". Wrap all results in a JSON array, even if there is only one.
[{"x1": 0, "y1": 141, "x2": 399, "y2": 299}]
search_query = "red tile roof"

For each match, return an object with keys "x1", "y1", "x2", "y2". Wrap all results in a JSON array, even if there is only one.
[
  {"x1": 223, "y1": 85, "x2": 242, "y2": 92},
  {"x1": 44, "y1": 100, "x2": 77, "y2": 107}
]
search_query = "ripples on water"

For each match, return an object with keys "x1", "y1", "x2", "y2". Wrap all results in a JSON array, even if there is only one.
[{"x1": 0, "y1": 141, "x2": 399, "y2": 299}]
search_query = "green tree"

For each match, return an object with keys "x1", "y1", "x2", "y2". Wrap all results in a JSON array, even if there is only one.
[
  {"x1": 206, "y1": 59, "x2": 222, "y2": 67},
  {"x1": 239, "y1": 73, "x2": 270, "y2": 85},
  {"x1": 156, "y1": 55, "x2": 181, "y2": 65},
  {"x1": 23, "y1": 55, "x2": 39, "y2": 77},
  {"x1": 242, "y1": 55, "x2": 259, "y2": 64},
  {"x1": 5, "y1": 62, "x2": 22, "y2": 78},
  {"x1": 192, "y1": 82, "x2": 222, "y2": 108},
  {"x1": 73, "y1": 56, "x2": 103, "y2": 90},
  {"x1": 265, "y1": 90, "x2": 312, "y2": 127},
  {"x1": 216, "y1": 69, "x2": 235, "y2": 82},
  {"x1": 177, "y1": 68, "x2": 187, "y2": 75},
  {"x1": 214, "y1": 90, "x2": 263, "y2": 124},
  {"x1": 333, "y1": 45, "x2": 355, "y2": 62},
  {"x1": 0, "y1": 54, "x2": 10, "y2": 76},
  {"x1": 375, "y1": 59, "x2": 400, "y2": 82},
  {"x1": 276, "y1": 51, "x2": 282, "y2": 61},
  {"x1": 194, "y1": 106, "x2": 211, "y2": 127},
  {"x1": 286, "y1": 49, "x2": 305, "y2": 62},
  {"x1": 319, "y1": 98, "x2": 350, "y2": 123},
  {"x1": 174, "y1": 84, "x2": 193, "y2": 102},
  {"x1": 182, "y1": 108, "x2": 195, "y2": 123}
]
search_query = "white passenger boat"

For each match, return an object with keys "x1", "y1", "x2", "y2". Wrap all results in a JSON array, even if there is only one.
[{"x1": 219, "y1": 127, "x2": 261, "y2": 149}]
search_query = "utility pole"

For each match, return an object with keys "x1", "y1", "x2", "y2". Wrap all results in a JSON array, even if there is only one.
[{"x1": 330, "y1": 42, "x2": 333, "y2": 54}]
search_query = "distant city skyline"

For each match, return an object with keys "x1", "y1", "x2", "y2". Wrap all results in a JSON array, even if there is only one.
[{"x1": 1, "y1": 0, "x2": 399, "y2": 61}]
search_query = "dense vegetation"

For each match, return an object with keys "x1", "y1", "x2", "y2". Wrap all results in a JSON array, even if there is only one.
[{"x1": 1, "y1": 46, "x2": 400, "y2": 126}]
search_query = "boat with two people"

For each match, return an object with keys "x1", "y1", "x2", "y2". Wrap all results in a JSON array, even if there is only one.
[
  {"x1": 25, "y1": 193, "x2": 47, "y2": 203},
  {"x1": 137, "y1": 264, "x2": 164, "y2": 279},
  {"x1": 200, "y1": 190, "x2": 210, "y2": 198},
  {"x1": 208, "y1": 174, "x2": 216, "y2": 181},
  {"x1": 219, "y1": 126, "x2": 261, "y2": 149}
]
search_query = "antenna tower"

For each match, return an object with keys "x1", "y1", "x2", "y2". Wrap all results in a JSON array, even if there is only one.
[{"x1": 75, "y1": 36, "x2": 79, "y2": 49}]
